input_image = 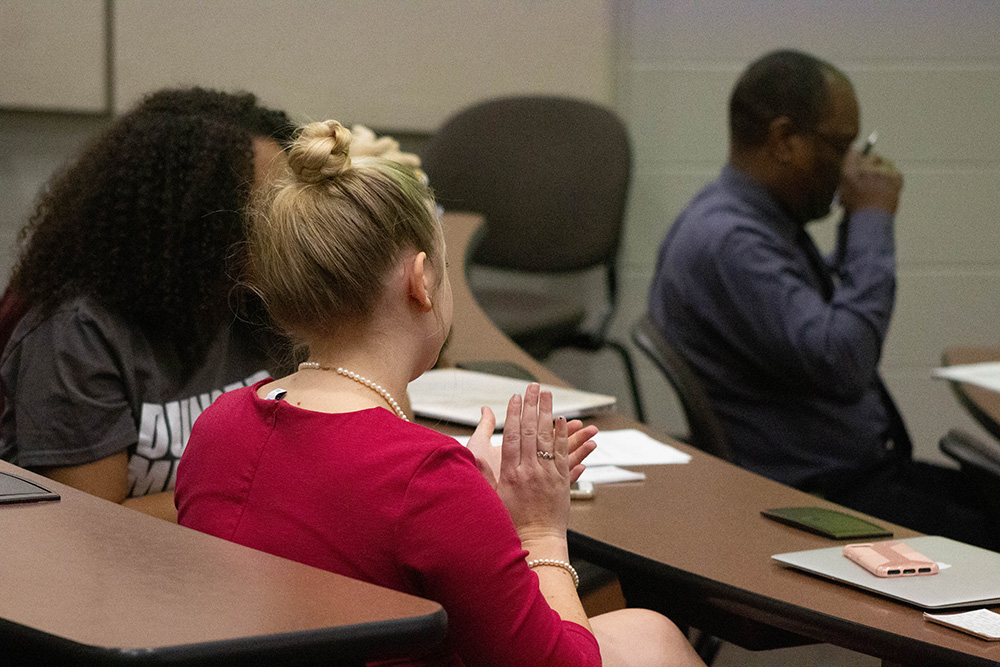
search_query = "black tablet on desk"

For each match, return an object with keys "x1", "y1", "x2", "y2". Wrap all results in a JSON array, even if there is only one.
[
  {"x1": 762, "y1": 506, "x2": 892, "y2": 539},
  {"x1": 0, "y1": 470, "x2": 60, "y2": 505}
]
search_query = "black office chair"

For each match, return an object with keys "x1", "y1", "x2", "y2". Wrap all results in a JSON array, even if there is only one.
[
  {"x1": 421, "y1": 95, "x2": 644, "y2": 422},
  {"x1": 939, "y1": 429, "x2": 1000, "y2": 520},
  {"x1": 631, "y1": 315, "x2": 732, "y2": 461},
  {"x1": 629, "y1": 314, "x2": 728, "y2": 663}
]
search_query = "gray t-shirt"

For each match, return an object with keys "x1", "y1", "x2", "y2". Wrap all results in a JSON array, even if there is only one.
[{"x1": 0, "y1": 297, "x2": 270, "y2": 497}]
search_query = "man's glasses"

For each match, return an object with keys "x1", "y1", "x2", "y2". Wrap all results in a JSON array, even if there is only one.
[{"x1": 809, "y1": 130, "x2": 855, "y2": 159}]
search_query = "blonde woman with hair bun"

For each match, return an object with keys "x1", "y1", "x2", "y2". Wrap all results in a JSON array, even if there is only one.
[{"x1": 176, "y1": 120, "x2": 703, "y2": 667}]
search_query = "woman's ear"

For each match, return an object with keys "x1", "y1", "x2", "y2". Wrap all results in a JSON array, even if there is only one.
[{"x1": 408, "y1": 251, "x2": 434, "y2": 312}]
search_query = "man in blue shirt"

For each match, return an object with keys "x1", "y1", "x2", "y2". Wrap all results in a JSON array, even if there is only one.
[{"x1": 649, "y1": 50, "x2": 993, "y2": 547}]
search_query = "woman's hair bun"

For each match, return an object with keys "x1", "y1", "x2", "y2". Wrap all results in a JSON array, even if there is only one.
[{"x1": 287, "y1": 120, "x2": 352, "y2": 185}]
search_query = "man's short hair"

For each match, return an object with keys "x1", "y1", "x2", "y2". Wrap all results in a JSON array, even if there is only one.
[{"x1": 729, "y1": 50, "x2": 844, "y2": 149}]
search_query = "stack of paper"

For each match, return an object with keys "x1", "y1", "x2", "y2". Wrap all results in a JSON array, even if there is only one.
[{"x1": 451, "y1": 429, "x2": 691, "y2": 485}]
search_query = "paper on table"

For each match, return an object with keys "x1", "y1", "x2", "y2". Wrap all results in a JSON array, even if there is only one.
[
  {"x1": 450, "y1": 431, "x2": 646, "y2": 485},
  {"x1": 451, "y1": 428, "x2": 690, "y2": 483},
  {"x1": 408, "y1": 368, "x2": 615, "y2": 429},
  {"x1": 585, "y1": 429, "x2": 691, "y2": 466},
  {"x1": 932, "y1": 362, "x2": 1000, "y2": 393},
  {"x1": 578, "y1": 466, "x2": 646, "y2": 485},
  {"x1": 924, "y1": 609, "x2": 1000, "y2": 640}
]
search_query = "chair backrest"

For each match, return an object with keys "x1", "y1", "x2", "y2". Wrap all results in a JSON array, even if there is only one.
[
  {"x1": 421, "y1": 95, "x2": 631, "y2": 273},
  {"x1": 632, "y1": 315, "x2": 733, "y2": 461},
  {"x1": 939, "y1": 429, "x2": 1000, "y2": 520},
  {"x1": 939, "y1": 429, "x2": 1000, "y2": 481}
]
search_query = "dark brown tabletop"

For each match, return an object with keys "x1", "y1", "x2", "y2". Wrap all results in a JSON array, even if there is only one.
[
  {"x1": 5, "y1": 213, "x2": 995, "y2": 667},
  {"x1": 432, "y1": 212, "x2": 1000, "y2": 667},
  {"x1": 0, "y1": 461, "x2": 446, "y2": 666}
]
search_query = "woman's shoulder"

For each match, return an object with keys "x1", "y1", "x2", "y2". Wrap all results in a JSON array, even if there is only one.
[
  {"x1": 386, "y1": 416, "x2": 473, "y2": 457},
  {"x1": 10, "y1": 296, "x2": 131, "y2": 348},
  {"x1": 332, "y1": 410, "x2": 478, "y2": 477},
  {"x1": 1, "y1": 297, "x2": 141, "y2": 375},
  {"x1": 196, "y1": 379, "x2": 268, "y2": 420}
]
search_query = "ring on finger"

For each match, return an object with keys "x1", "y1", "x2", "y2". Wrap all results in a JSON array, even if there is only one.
[{"x1": 536, "y1": 450, "x2": 554, "y2": 460}]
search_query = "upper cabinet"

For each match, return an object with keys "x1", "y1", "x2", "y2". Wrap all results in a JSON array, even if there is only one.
[
  {"x1": 113, "y1": 1, "x2": 612, "y2": 129},
  {"x1": 1, "y1": 0, "x2": 611, "y2": 128},
  {"x1": 0, "y1": 0, "x2": 108, "y2": 112}
]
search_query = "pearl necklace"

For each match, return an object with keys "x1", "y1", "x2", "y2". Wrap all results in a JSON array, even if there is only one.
[{"x1": 298, "y1": 362, "x2": 409, "y2": 422}]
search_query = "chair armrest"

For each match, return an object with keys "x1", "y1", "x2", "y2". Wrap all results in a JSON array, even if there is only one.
[{"x1": 939, "y1": 429, "x2": 1000, "y2": 479}]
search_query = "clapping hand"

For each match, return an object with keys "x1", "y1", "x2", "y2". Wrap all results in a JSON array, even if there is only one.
[
  {"x1": 467, "y1": 397, "x2": 597, "y2": 491},
  {"x1": 467, "y1": 384, "x2": 597, "y2": 540}
]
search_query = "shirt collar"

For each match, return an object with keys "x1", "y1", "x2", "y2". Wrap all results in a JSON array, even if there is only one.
[{"x1": 719, "y1": 164, "x2": 799, "y2": 242}]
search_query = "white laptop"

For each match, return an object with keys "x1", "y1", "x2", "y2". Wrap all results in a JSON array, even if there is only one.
[
  {"x1": 407, "y1": 368, "x2": 616, "y2": 429},
  {"x1": 773, "y1": 535, "x2": 1000, "y2": 610}
]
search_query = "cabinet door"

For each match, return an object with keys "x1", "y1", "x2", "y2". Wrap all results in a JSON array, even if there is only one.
[
  {"x1": 0, "y1": 0, "x2": 107, "y2": 112},
  {"x1": 113, "y1": 1, "x2": 611, "y2": 129}
]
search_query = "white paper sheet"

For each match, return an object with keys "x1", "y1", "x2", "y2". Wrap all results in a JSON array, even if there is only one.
[
  {"x1": 577, "y1": 466, "x2": 647, "y2": 485},
  {"x1": 584, "y1": 429, "x2": 691, "y2": 466},
  {"x1": 933, "y1": 362, "x2": 1000, "y2": 393},
  {"x1": 451, "y1": 428, "x2": 689, "y2": 485}
]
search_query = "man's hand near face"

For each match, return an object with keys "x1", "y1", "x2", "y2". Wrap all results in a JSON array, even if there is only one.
[{"x1": 839, "y1": 150, "x2": 904, "y2": 215}]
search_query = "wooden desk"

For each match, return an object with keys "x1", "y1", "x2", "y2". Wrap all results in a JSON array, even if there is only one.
[
  {"x1": 941, "y1": 346, "x2": 1000, "y2": 442},
  {"x1": 436, "y1": 212, "x2": 1000, "y2": 667},
  {"x1": 0, "y1": 461, "x2": 446, "y2": 666}
]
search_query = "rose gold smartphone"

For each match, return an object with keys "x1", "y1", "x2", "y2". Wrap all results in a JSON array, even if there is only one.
[{"x1": 843, "y1": 540, "x2": 939, "y2": 578}]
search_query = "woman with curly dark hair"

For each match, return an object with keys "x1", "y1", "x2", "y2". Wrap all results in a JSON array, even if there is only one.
[{"x1": 0, "y1": 88, "x2": 294, "y2": 522}]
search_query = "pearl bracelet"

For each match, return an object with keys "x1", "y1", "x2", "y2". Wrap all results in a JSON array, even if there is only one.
[{"x1": 526, "y1": 558, "x2": 580, "y2": 589}]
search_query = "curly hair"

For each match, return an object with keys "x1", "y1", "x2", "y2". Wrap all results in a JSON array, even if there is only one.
[{"x1": 9, "y1": 88, "x2": 294, "y2": 370}]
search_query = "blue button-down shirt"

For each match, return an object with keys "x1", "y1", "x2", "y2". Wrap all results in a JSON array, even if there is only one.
[{"x1": 648, "y1": 165, "x2": 897, "y2": 487}]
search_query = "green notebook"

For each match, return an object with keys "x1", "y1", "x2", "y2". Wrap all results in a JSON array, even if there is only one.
[{"x1": 762, "y1": 506, "x2": 892, "y2": 539}]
